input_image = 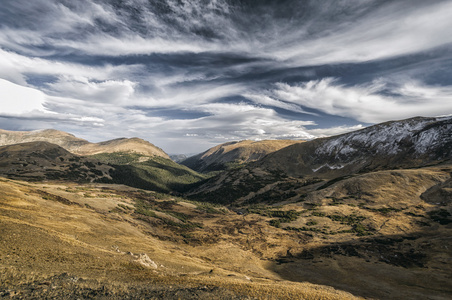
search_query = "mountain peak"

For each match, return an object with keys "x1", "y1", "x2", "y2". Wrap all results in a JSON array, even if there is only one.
[
  {"x1": 182, "y1": 139, "x2": 304, "y2": 172},
  {"x1": 256, "y1": 116, "x2": 452, "y2": 178},
  {"x1": 0, "y1": 129, "x2": 169, "y2": 158}
]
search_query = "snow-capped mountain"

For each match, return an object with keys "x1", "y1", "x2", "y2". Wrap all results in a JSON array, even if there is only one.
[{"x1": 255, "y1": 116, "x2": 452, "y2": 178}]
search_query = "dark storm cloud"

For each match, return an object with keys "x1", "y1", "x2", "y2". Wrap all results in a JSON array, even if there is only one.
[{"x1": 1, "y1": 0, "x2": 452, "y2": 153}]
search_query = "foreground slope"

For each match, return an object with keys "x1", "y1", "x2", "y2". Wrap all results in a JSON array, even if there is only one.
[
  {"x1": 0, "y1": 129, "x2": 169, "y2": 158},
  {"x1": 0, "y1": 178, "x2": 359, "y2": 299},
  {"x1": 182, "y1": 140, "x2": 304, "y2": 173},
  {"x1": 1, "y1": 165, "x2": 451, "y2": 299},
  {"x1": 184, "y1": 164, "x2": 452, "y2": 299}
]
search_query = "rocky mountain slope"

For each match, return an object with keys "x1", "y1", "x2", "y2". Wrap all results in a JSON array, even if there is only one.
[
  {"x1": 170, "y1": 154, "x2": 188, "y2": 163},
  {"x1": 182, "y1": 140, "x2": 304, "y2": 173},
  {"x1": 0, "y1": 129, "x2": 169, "y2": 158},
  {"x1": 255, "y1": 116, "x2": 452, "y2": 178}
]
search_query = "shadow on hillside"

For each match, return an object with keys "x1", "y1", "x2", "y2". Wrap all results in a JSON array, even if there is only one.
[{"x1": 268, "y1": 228, "x2": 452, "y2": 300}]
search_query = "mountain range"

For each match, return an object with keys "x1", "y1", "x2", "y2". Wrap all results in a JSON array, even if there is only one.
[
  {"x1": 0, "y1": 130, "x2": 201, "y2": 192},
  {"x1": 1, "y1": 116, "x2": 451, "y2": 299},
  {"x1": 0, "y1": 129, "x2": 169, "y2": 158}
]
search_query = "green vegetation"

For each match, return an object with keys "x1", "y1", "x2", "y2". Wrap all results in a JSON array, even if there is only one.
[
  {"x1": 92, "y1": 153, "x2": 207, "y2": 193},
  {"x1": 90, "y1": 152, "x2": 144, "y2": 165},
  {"x1": 189, "y1": 169, "x2": 278, "y2": 205},
  {"x1": 367, "y1": 206, "x2": 402, "y2": 215},
  {"x1": 306, "y1": 220, "x2": 317, "y2": 226},
  {"x1": 285, "y1": 226, "x2": 323, "y2": 233},
  {"x1": 316, "y1": 176, "x2": 352, "y2": 190},
  {"x1": 282, "y1": 210, "x2": 374, "y2": 236},
  {"x1": 324, "y1": 213, "x2": 374, "y2": 236},
  {"x1": 249, "y1": 207, "x2": 302, "y2": 228},
  {"x1": 112, "y1": 190, "x2": 206, "y2": 231}
]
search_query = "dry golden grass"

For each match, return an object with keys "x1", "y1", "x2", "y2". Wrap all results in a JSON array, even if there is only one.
[
  {"x1": 1, "y1": 165, "x2": 451, "y2": 299},
  {"x1": 0, "y1": 177, "x2": 360, "y2": 299}
]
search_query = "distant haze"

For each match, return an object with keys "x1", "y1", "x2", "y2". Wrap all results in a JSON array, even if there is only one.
[{"x1": 1, "y1": 1, "x2": 452, "y2": 153}]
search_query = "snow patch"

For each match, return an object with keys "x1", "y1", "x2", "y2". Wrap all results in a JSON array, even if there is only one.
[
  {"x1": 316, "y1": 117, "x2": 437, "y2": 157},
  {"x1": 312, "y1": 164, "x2": 346, "y2": 172}
]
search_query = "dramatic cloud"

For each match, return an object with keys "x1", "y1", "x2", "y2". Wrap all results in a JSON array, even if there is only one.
[
  {"x1": 257, "y1": 78, "x2": 452, "y2": 123},
  {"x1": 272, "y1": 1, "x2": 452, "y2": 65},
  {"x1": 0, "y1": 0, "x2": 451, "y2": 153}
]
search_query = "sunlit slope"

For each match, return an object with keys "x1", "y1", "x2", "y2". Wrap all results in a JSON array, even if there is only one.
[
  {"x1": 0, "y1": 129, "x2": 169, "y2": 158},
  {"x1": 0, "y1": 178, "x2": 360, "y2": 300},
  {"x1": 182, "y1": 140, "x2": 304, "y2": 173}
]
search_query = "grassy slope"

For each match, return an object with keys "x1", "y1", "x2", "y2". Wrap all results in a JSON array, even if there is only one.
[
  {"x1": 1, "y1": 163, "x2": 452, "y2": 298},
  {"x1": 186, "y1": 164, "x2": 452, "y2": 299},
  {"x1": 182, "y1": 140, "x2": 304, "y2": 173},
  {"x1": 0, "y1": 178, "x2": 358, "y2": 300},
  {"x1": 90, "y1": 152, "x2": 207, "y2": 193}
]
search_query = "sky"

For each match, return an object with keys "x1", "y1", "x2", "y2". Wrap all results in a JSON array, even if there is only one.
[{"x1": 1, "y1": 0, "x2": 452, "y2": 154}]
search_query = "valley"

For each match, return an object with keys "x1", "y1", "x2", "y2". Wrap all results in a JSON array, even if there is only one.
[{"x1": 1, "y1": 116, "x2": 451, "y2": 299}]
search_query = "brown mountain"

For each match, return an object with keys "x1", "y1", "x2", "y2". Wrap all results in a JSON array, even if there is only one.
[
  {"x1": 0, "y1": 178, "x2": 359, "y2": 300},
  {"x1": 181, "y1": 139, "x2": 304, "y2": 173},
  {"x1": 0, "y1": 129, "x2": 169, "y2": 158},
  {"x1": 0, "y1": 129, "x2": 88, "y2": 149},
  {"x1": 74, "y1": 137, "x2": 169, "y2": 158}
]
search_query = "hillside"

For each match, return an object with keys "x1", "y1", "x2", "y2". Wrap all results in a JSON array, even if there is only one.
[
  {"x1": 0, "y1": 142, "x2": 112, "y2": 182},
  {"x1": 188, "y1": 116, "x2": 452, "y2": 204},
  {"x1": 75, "y1": 137, "x2": 169, "y2": 158},
  {"x1": 182, "y1": 140, "x2": 304, "y2": 173},
  {"x1": 0, "y1": 129, "x2": 169, "y2": 158},
  {"x1": 0, "y1": 129, "x2": 89, "y2": 149},
  {"x1": 91, "y1": 152, "x2": 207, "y2": 193},
  {"x1": 185, "y1": 162, "x2": 452, "y2": 299},
  {"x1": 2, "y1": 116, "x2": 452, "y2": 299},
  {"x1": 0, "y1": 178, "x2": 360, "y2": 299},
  {"x1": 255, "y1": 116, "x2": 452, "y2": 178},
  {"x1": 1, "y1": 167, "x2": 451, "y2": 299},
  {"x1": 0, "y1": 143, "x2": 204, "y2": 192}
]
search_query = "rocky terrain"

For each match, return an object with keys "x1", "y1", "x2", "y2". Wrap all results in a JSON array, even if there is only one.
[{"x1": 181, "y1": 140, "x2": 304, "y2": 173}]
